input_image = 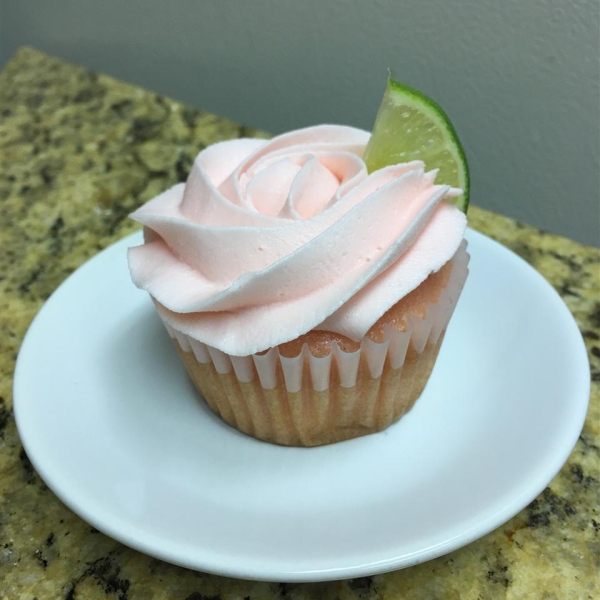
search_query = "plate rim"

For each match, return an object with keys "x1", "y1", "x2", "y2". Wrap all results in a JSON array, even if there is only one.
[{"x1": 13, "y1": 228, "x2": 591, "y2": 582}]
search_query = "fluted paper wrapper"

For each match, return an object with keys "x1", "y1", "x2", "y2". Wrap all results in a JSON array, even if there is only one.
[{"x1": 162, "y1": 242, "x2": 469, "y2": 446}]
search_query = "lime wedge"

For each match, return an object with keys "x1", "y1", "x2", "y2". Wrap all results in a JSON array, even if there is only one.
[{"x1": 363, "y1": 77, "x2": 469, "y2": 212}]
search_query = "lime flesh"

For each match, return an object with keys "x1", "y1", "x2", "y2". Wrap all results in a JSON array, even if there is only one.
[{"x1": 363, "y1": 77, "x2": 469, "y2": 212}]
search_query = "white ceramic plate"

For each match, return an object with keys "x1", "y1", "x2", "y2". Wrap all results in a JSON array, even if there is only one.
[{"x1": 14, "y1": 229, "x2": 589, "y2": 582}]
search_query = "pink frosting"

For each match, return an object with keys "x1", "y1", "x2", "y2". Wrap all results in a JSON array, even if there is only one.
[{"x1": 128, "y1": 125, "x2": 467, "y2": 356}]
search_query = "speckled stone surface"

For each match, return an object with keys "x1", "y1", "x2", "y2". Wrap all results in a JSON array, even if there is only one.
[{"x1": 0, "y1": 47, "x2": 598, "y2": 600}]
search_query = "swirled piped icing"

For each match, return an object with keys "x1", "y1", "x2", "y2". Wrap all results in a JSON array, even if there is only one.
[{"x1": 128, "y1": 125, "x2": 467, "y2": 356}]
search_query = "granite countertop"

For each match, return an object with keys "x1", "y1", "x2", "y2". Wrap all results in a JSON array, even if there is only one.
[{"x1": 0, "y1": 48, "x2": 598, "y2": 600}]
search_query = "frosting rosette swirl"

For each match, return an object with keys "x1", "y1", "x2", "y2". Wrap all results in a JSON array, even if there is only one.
[{"x1": 128, "y1": 125, "x2": 467, "y2": 356}]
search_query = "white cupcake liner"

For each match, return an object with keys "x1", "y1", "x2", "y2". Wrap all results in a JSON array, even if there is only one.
[{"x1": 163, "y1": 241, "x2": 469, "y2": 393}]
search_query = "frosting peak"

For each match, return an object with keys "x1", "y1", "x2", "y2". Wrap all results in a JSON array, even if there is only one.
[{"x1": 128, "y1": 125, "x2": 467, "y2": 356}]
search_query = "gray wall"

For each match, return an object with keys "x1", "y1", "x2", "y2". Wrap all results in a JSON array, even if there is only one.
[{"x1": 1, "y1": 0, "x2": 599, "y2": 246}]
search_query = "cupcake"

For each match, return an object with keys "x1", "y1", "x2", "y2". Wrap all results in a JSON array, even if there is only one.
[{"x1": 128, "y1": 123, "x2": 468, "y2": 446}]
